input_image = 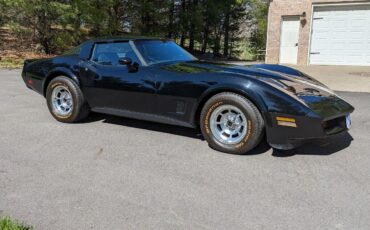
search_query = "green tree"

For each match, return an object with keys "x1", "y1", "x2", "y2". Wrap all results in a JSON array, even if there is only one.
[
  {"x1": 0, "y1": 0, "x2": 6, "y2": 25},
  {"x1": 0, "y1": 0, "x2": 268, "y2": 59},
  {"x1": 127, "y1": 0, "x2": 170, "y2": 36},
  {"x1": 4, "y1": 0, "x2": 74, "y2": 53},
  {"x1": 223, "y1": 0, "x2": 247, "y2": 57},
  {"x1": 248, "y1": 0, "x2": 268, "y2": 51}
]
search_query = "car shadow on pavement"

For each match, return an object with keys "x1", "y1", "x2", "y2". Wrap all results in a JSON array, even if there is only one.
[
  {"x1": 244, "y1": 138, "x2": 272, "y2": 155},
  {"x1": 83, "y1": 112, "x2": 204, "y2": 140},
  {"x1": 85, "y1": 113, "x2": 272, "y2": 155},
  {"x1": 83, "y1": 113, "x2": 353, "y2": 157},
  {"x1": 272, "y1": 132, "x2": 354, "y2": 157}
]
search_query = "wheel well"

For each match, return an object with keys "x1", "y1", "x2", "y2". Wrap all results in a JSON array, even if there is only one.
[
  {"x1": 194, "y1": 89, "x2": 263, "y2": 127},
  {"x1": 43, "y1": 72, "x2": 77, "y2": 96}
]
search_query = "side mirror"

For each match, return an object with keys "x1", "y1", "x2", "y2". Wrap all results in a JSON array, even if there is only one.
[{"x1": 118, "y1": 57, "x2": 132, "y2": 66}]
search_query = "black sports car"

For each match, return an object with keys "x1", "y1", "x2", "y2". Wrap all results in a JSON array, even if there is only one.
[{"x1": 22, "y1": 38, "x2": 354, "y2": 154}]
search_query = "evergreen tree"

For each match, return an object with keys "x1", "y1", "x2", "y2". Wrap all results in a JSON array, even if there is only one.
[{"x1": 0, "y1": 0, "x2": 267, "y2": 59}]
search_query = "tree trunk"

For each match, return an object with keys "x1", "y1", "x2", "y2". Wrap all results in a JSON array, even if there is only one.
[
  {"x1": 213, "y1": 24, "x2": 223, "y2": 56},
  {"x1": 92, "y1": 0, "x2": 103, "y2": 36},
  {"x1": 188, "y1": 0, "x2": 198, "y2": 52},
  {"x1": 36, "y1": 9, "x2": 52, "y2": 54},
  {"x1": 167, "y1": 0, "x2": 175, "y2": 38},
  {"x1": 180, "y1": 0, "x2": 187, "y2": 47},
  {"x1": 140, "y1": 1, "x2": 150, "y2": 35},
  {"x1": 201, "y1": 3, "x2": 210, "y2": 54},
  {"x1": 111, "y1": 2, "x2": 121, "y2": 35},
  {"x1": 223, "y1": 2, "x2": 231, "y2": 57},
  {"x1": 213, "y1": 34, "x2": 221, "y2": 56},
  {"x1": 201, "y1": 27, "x2": 209, "y2": 54},
  {"x1": 180, "y1": 32, "x2": 186, "y2": 46}
]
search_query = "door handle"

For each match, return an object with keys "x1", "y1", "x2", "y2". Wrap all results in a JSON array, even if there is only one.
[
  {"x1": 295, "y1": 43, "x2": 299, "y2": 47},
  {"x1": 81, "y1": 60, "x2": 95, "y2": 71},
  {"x1": 86, "y1": 60, "x2": 95, "y2": 66},
  {"x1": 310, "y1": 52, "x2": 320, "y2": 55}
]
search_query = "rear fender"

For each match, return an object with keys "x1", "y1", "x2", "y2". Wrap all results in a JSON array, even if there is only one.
[{"x1": 43, "y1": 67, "x2": 80, "y2": 96}]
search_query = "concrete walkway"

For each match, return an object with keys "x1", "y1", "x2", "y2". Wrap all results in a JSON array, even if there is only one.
[{"x1": 295, "y1": 65, "x2": 370, "y2": 93}]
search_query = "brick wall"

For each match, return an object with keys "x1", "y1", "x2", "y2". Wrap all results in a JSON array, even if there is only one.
[{"x1": 266, "y1": 0, "x2": 369, "y2": 65}]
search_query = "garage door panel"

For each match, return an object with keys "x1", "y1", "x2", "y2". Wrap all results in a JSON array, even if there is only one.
[
  {"x1": 310, "y1": 4, "x2": 370, "y2": 66},
  {"x1": 332, "y1": 31, "x2": 346, "y2": 37},
  {"x1": 331, "y1": 21, "x2": 347, "y2": 28},
  {"x1": 350, "y1": 32, "x2": 365, "y2": 40}
]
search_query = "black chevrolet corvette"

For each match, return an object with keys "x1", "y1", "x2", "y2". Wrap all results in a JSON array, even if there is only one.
[{"x1": 22, "y1": 38, "x2": 354, "y2": 154}]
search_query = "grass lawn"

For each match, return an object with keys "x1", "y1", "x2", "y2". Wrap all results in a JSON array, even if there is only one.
[
  {"x1": 0, "y1": 216, "x2": 33, "y2": 230},
  {"x1": 0, "y1": 58, "x2": 24, "y2": 69}
]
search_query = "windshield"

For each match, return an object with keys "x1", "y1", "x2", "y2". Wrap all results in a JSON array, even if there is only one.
[{"x1": 134, "y1": 40, "x2": 197, "y2": 65}]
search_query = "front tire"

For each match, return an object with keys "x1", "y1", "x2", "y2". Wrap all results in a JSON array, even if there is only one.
[
  {"x1": 200, "y1": 92, "x2": 264, "y2": 154},
  {"x1": 46, "y1": 76, "x2": 90, "y2": 123}
]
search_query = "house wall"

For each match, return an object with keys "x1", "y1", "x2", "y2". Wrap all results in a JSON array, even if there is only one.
[{"x1": 266, "y1": 0, "x2": 370, "y2": 65}]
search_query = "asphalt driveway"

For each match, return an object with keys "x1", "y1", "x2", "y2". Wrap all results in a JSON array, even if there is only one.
[{"x1": 0, "y1": 69, "x2": 370, "y2": 230}]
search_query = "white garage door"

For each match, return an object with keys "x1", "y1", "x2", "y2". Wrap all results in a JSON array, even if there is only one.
[{"x1": 310, "y1": 4, "x2": 370, "y2": 66}]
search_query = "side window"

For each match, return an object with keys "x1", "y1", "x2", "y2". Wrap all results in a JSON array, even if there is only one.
[{"x1": 91, "y1": 42, "x2": 140, "y2": 66}]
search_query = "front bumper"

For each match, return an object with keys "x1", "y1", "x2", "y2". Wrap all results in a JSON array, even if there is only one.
[{"x1": 266, "y1": 111, "x2": 353, "y2": 150}]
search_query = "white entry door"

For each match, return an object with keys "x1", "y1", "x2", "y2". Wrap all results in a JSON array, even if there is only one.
[
  {"x1": 310, "y1": 4, "x2": 370, "y2": 66},
  {"x1": 280, "y1": 17, "x2": 300, "y2": 64}
]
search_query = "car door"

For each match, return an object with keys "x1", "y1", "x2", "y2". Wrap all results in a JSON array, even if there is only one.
[
  {"x1": 149, "y1": 62, "x2": 212, "y2": 127},
  {"x1": 80, "y1": 41, "x2": 157, "y2": 115}
]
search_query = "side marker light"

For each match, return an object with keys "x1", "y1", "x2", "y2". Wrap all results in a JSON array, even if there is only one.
[{"x1": 276, "y1": 117, "x2": 297, "y2": 127}]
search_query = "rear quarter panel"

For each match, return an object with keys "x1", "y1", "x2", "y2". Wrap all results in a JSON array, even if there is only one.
[
  {"x1": 23, "y1": 55, "x2": 82, "y2": 96},
  {"x1": 23, "y1": 58, "x2": 53, "y2": 94}
]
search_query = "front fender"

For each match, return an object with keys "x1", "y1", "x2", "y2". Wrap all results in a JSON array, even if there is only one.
[
  {"x1": 192, "y1": 78, "x2": 312, "y2": 127},
  {"x1": 198, "y1": 82, "x2": 268, "y2": 113},
  {"x1": 192, "y1": 81, "x2": 270, "y2": 126}
]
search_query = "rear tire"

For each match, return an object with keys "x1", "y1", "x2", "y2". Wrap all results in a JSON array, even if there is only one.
[
  {"x1": 200, "y1": 92, "x2": 264, "y2": 154},
  {"x1": 46, "y1": 76, "x2": 90, "y2": 123}
]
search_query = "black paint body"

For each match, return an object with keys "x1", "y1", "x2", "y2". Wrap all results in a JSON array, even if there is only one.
[{"x1": 22, "y1": 38, "x2": 354, "y2": 149}]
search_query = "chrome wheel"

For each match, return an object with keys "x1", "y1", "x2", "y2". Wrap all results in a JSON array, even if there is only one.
[
  {"x1": 51, "y1": 85, "x2": 73, "y2": 116},
  {"x1": 210, "y1": 105, "x2": 248, "y2": 144}
]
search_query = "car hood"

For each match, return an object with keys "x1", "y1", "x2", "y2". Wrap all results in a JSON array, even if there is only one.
[{"x1": 160, "y1": 61, "x2": 354, "y2": 118}]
